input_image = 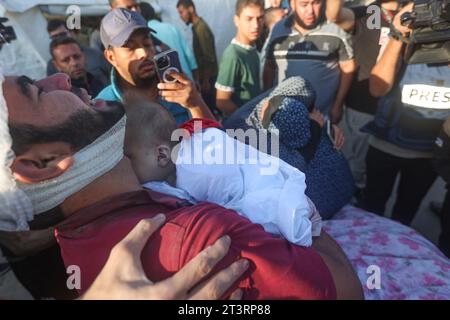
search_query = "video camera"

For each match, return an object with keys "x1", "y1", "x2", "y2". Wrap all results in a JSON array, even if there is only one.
[
  {"x1": 0, "y1": 17, "x2": 16, "y2": 51},
  {"x1": 399, "y1": 0, "x2": 450, "y2": 64}
]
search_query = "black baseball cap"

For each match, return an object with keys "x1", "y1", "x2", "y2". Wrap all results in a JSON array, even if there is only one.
[{"x1": 100, "y1": 8, "x2": 155, "y2": 48}]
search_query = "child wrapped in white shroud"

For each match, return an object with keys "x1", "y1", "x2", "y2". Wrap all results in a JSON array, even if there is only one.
[{"x1": 172, "y1": 127, "x2": 322, "y2": 247}]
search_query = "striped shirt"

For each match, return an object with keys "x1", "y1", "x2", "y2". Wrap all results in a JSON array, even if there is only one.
[{"x1": 265, "y1": 15, "x2": 353, "y2": 113}]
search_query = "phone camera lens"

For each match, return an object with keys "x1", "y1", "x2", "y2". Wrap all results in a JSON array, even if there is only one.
[{"x1": 157, "y1": 56, "x2": 170, "y2": 69}]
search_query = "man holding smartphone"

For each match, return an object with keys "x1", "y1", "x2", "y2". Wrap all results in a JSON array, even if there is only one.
[{"x1": 96, "y1": 8, "x2": 214, "y2": 124}]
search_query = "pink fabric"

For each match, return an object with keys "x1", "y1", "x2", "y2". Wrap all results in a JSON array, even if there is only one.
[{"x1": 325, "y1": 205, "x2": 450, "y2": 300}]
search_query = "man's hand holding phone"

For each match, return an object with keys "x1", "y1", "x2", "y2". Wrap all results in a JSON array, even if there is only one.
[
  {"x1": 155, "y1": 50, "x2": 215, "y2": 120},
  {"x1": 157, "y1": 71, "x2": 201, "y2": 109}
]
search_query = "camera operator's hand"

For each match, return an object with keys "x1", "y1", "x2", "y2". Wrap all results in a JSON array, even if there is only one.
[
  {"x1": 392, "y1": 2, "x2": 415, "y2": 37},
  {"x1": 157, "y1": 71, "x2": 215, "y2": 120}
]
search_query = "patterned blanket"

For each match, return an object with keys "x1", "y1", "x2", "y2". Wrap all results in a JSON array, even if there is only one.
[{"x1": 325, "y1": 205, "x2": 450, "y2": 300}]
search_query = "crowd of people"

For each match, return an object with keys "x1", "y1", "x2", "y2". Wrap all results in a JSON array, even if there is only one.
[{"x1": 0, "y1": 0, "x2": 449, "y2": 300}]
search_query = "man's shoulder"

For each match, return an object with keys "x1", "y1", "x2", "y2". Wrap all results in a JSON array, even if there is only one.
[
  {"x1": 266, "y1": 16, "x2": 298, "y2": 52},
  {"x1": 57, "y1": 191, "x2": 242, "y2": 238},
  {"x1": 195, "y1": 18, "x2": 213, "y2": 34},
  {"x1": 271, "y1": 16, "x2": 294, "y2": 38},
  {"x1": 96, "y1": 85, "x2": 119, "y2": 101},
  {"x1": 158, "y1": 98, "x2": 191, "y2": 125},
  {"x1": 151, "y1": 20, "x2": 178, "y2": 35},
  {"x1": 148, "y1": 20, "x2": 162, "y2": 32},
  {"x1": 315, "y1": 21, "x2": 352, "y2": 41},
  {"x1": 222, "y1": 43, "x2": 240, "y2": 58}
]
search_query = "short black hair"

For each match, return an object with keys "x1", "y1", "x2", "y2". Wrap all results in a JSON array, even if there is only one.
[
  {"x1": 236, "y1": 0, "x2": 264, "y2": 16},
  {"x1": 124, "y1": 100, "x2": 178, "y2": 157},
  {"x1": 50, "y1": 36, "x2": 81, "y2": 58},
  {"x1": 177, "y1": 0, "x2": 196, "y2": 10},
  {"x1": 139, "y1": 2, "x2": 157, "y2": 21},
  {"x1": 47, "y1": 19, "x2": 67, "y2": 34}
]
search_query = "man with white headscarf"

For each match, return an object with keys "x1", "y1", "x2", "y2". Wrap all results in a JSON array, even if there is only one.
[
  {"x1": 0, "y1": 72, "x2": 250, "y2": 300},
  {"x1": 0, "y1": 72, "x2": 362, "y2": 300}
]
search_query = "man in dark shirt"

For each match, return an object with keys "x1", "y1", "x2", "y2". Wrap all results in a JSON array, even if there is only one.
[
  {"x1": 46, "y1": 19, "x2": 110, "y2": 86},
  {"x1": 177, "y1": 0, "x2": 219, "y2": 111},
  {"x1": 327, "y1": 0, "x2": 399, "y2": 195},
  {"x1": 50, "y1": 37, "x2": 106, "y2": 97}
]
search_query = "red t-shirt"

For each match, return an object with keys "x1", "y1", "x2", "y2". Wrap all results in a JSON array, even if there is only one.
[
  {"x1": 56, "y1": 190, "x2": 336, "y2": 300},
  {"x1": 179, "y1": 118, "x2": 223, "y2": 134}
]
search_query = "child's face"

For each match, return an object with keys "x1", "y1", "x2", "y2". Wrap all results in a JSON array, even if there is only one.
[{"x1": 126, "y1": 144, "x2": 176, "y2": 184}]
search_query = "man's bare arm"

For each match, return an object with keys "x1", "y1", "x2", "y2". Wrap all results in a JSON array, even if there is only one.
[
  {"x1": 369, "y1": 3, "x2": 414, "y2": 97},
  {"x1": 313, "y1": 230, "x2": 364, "y2": 300},
  {"x1": 216, "y1": 90, "x2": 239, "y2": 117},
  {"x1": 326, "y1": 0, "x2": 356, "y2": 32},
  {"x1": 369, "y1": 39, "x2": 404, "y2": 97},
  {"x1": 330, "y1": 59, "x2": 356, "y2": 124}
]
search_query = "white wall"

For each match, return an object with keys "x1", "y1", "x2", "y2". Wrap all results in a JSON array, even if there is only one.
[
  {"x1": 156, "y1": 0, "x2": 237, "y2": 61},
  {"x1": 0, "y1": 5, "x2": 47, "y2": 78},
  {"x1": 0, "y1": 0, "x2": 238, "y2": 78}
]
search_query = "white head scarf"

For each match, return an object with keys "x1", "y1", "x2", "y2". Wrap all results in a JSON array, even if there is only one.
[
  {"x1": 0, "y1": 67, "x2": 126, "y2": 227},
  {"x1": 17, "y1": 116, "x2": 127, "y2": 215},
  {"x1": 0, "y1": 66, "x2": 33, "y2": 231}
]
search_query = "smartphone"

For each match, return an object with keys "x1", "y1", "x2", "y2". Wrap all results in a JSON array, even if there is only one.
[
  {"x1": 153, "y1": 49, "x2": 183, "y2": 84},
  {"x1": 326, "y1": 120, "x2": 335, "y2": 144}
]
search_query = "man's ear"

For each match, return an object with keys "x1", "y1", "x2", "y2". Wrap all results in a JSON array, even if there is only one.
[
  {"x1": 52, "y1": 59, "x2": 62, "y2": 72},
  {"x1": 104, "y1": 48, "x2": 116, "y2": 68},
  {"x1": 156, "y1": 144, "x2": 172, "y2": 168},
  {"x1": 234, "y1": 15, "x2": 240, "y2": 28},
  {"x1": 11, "y1": 142, "x2": 74, "y2": 184}
]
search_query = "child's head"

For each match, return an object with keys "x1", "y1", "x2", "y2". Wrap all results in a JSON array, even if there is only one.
[{"x1": 124, "y1": 100, "x2": 177, "y2": 184}]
